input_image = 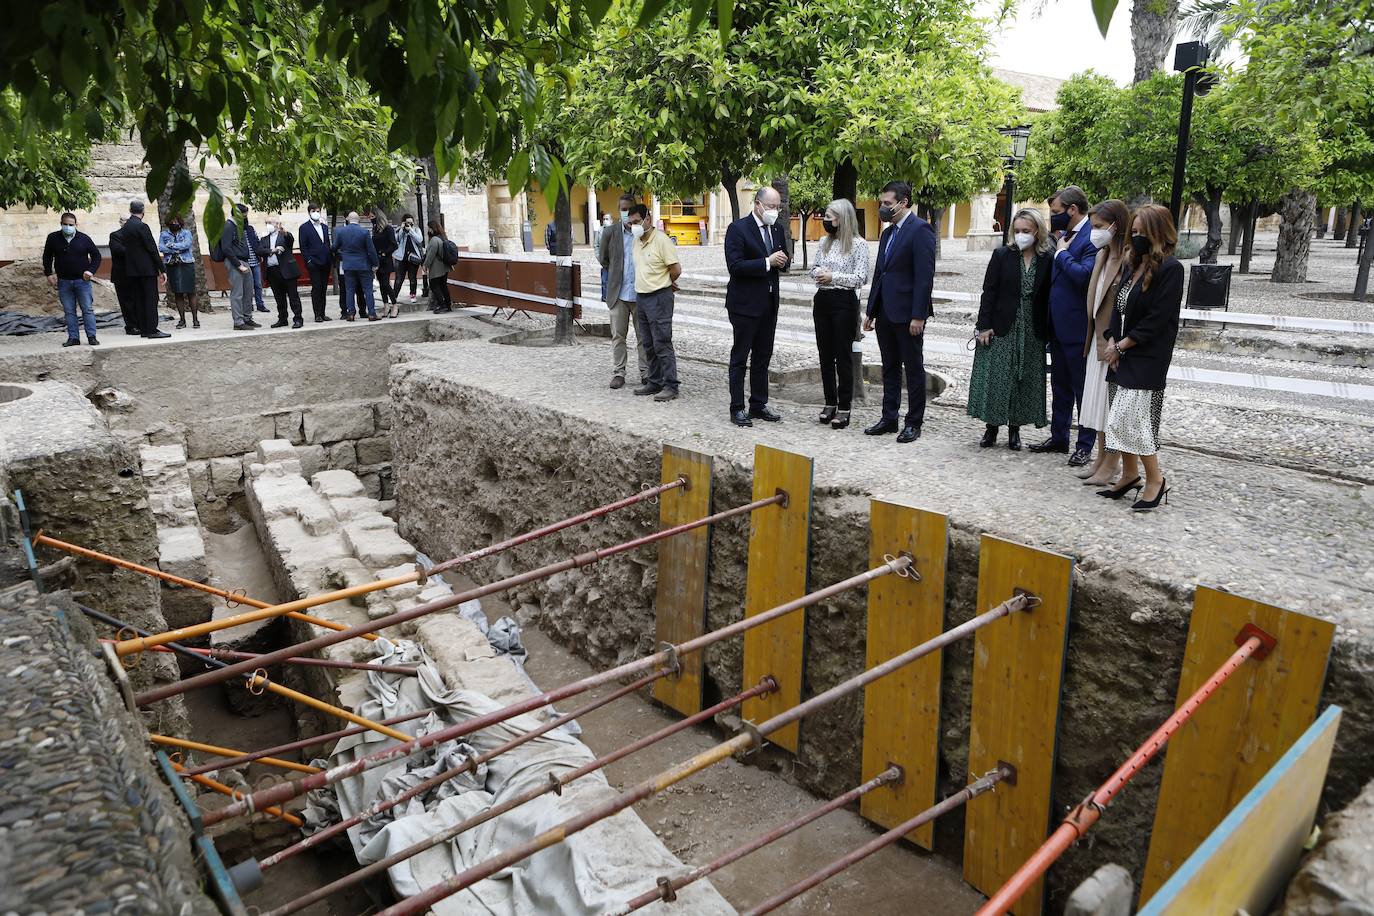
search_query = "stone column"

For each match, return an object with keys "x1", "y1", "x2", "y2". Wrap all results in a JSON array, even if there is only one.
[
  {"x1": 965, "y1": 192, "x2": 1002, "y2": 251},
  {"x1": 708, "y1": 190, "x2": 720, "y2": 244},
  {"x1": 947, "y1": 201, "x2": 958, "y2": 239},
  {"x1": 486, "y1": 182, "x2": 525, "y2": 254}
]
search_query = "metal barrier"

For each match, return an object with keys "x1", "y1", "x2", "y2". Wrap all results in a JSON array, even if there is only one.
[{"x1": 446, "y1": 254, "x2": 582, "y2": 320}]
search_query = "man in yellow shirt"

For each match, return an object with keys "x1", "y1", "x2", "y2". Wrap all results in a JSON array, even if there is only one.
[{"x1": 629, "y1": 204, "x2": 682, "y2": 401}]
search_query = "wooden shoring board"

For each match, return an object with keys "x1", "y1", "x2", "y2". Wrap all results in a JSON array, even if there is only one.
[
  {"x1": 1139, "y1": 586, "x2": 1336, "y2": 903},
  {"x1": 1139, "y1": 705, "x2": 1342, "y2": 916},
  {"x1": 962, "y1": 535, "x2": 1074, "y2": 916},
  {"x1": 859, "y1": 501, "x2": 948, "y2": 849},
  {"x1": 651, "y1": 445, "x2": 714, "y2": 717},
  {"x1": 741, "y1": 445, "x2": 813, "y2": 753}
]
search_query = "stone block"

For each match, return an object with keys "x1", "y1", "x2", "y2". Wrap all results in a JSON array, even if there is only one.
[
  {"x1": 303, "y1": 403, "x2": 375, "y2": 444},
  {"x1": 273, "y1": 410, "x2": 304, "y2": 445},
  {"x1": 146, "y1": 424, "x2": 186, "y2": 447},
  {"x1": 312, "y1": 470, "x2": 367, "y2": 500},
  {"x1": 139, "y1": 443, "x2": 188, "y2": 478},
  {"x1": 359, "y1": 472, "x2": 382, "y2": 500},
  {"x1": 327, "y1": 441, "x2": 357, "y2": 471},
  {"x1": 185, "y1": 413, "x2": 276, "y2": 460},
  {"x1": 374, "y1": 401, "x2": 393, "y2": 431},
  {"x1": 1065, "y1": 864, "x2": 1134, "y2": 916},
  {"x1": 341, "y1": 523, "x2": 415, "y2": 569},
  {"x1": 157, "y1": 525, "x2": 208, "y2": 582},
  {"x1": 330, "y1": 496, "x2": 378, "y2": 522},
  {"x1": 186, "y1": 459, "x2": 210, "y2": 501},
  {"x1": 296, "y1": 444, "x2": 326, "y2": 479},
  {"x1": 344, "y1": 511, "x2": 395, "y2": 533},
  {"x1": 256, "y1": 439, "x2": 299, "y2": 465},
  {"x1": 296, "y1": 498, "x2": 338, "y2": 537},
  {"x1": 209, "y1": 455, "x2": 244, "y2": 496},
  {"x1": 252, "y1": 473, "x2": 317, "y2": 521},
  {"x1": 355, "y1": 436, "x2": 392, "y2": 466}
]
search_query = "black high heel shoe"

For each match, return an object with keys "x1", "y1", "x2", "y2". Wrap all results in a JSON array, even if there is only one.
[
  {"x1": 979, "y1": 425, "x2": 997, "y2": 448},
  {"x1": 818, "y1": 405, "x2": 837, "y2": 424},
  {"x1": 1007, "y1": 426, "x2": 1021, "y2": 450},
  {"x1": 830, "y1": 410, "x2": 850, "y2": 430},
  {"x1": 1096, "y1": 476, "x2": 1142, "y2": 500},
  {"x1": 1131, "y1": 478, "x2": 1171, "y2": 511}
]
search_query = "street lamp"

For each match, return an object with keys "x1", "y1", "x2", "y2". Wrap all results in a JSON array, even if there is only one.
[
  {"x1": 1168, "y1": 41, "x2": 1211, "y2": 227},
  {"x1": 414, "y1": 163, "x2": 427, "y2": 227},
  {"x1": 998, "y1": 125, "x2": 1032, "y2": 247}
]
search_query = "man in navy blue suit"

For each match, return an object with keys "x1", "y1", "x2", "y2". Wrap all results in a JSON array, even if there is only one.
[
  {"x1": 1030, "y1": 185, "x2": 1097, "y2": 466},
  {"x1": 864, "y1": 180, "x2": 937, "y2": 443},
  {"x1": 723, "y1": 186, "x2": 789, "y2": 427},
  {"x1": 298, "y1": 205, "x2": 333, "y2": 323},
  {"x1": 331, "y1": 211, "x2": 379, "y2": 321}
]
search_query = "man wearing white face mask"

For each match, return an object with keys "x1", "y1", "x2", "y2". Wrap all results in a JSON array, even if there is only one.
[
  {"x1": 597, "y1": 193, "x2": 648, "y2": 389},
  {"x1": 722, "y1": 186, "x2": 789, "y2": 427}
]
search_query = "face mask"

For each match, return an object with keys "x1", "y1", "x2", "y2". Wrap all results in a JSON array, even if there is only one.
[
  {"x1": 760, "y1": 208, "x2": 779, "y2": 226},
  {"x1": 310, "y1": 212, "x2": 321, "y2": 222},
  {"x1": 822, "y1": 218, "x2": 838, "y2": 236},
  {"x1": 1014, "y1": 232, "x2": 1035, "y2": 250},
  {"x1": 602, "y1": 217, "x2": 612, "y2": 227},
  {"x1": 620, "y1": 210, "x2": 630, "y2": 223},
  {"x1": 878, "y1": 205, "x2": 897, "y2": 223},
  {"x1": 61, "y1": 225, "x2": 76, "y2": 237},
  {"x1": 1089, "y1": 226, "x2": 1114, "y2": 249},
  {"x1": 630, "y1": 223, "x2": 645, "y2": 239},
  {"x1": 1050, "y1": 210, "x2": 1070, "y2": 231},
  {"x1": 1130, "y1": 234, "x2": 1151, "y2": 256}
]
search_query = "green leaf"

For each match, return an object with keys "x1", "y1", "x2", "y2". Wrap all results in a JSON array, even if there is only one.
[
  {"x1": 506, "y1": 149, "x2": 531, "y2": 191},
  {"x1": 636, "y1": 0, "x2": 673, "y2": 29},
  {"x1": 1091, "y1": 0, "x2": 1116, "y2": 37},
  {"x1": 716, "y1": 0, "x2": 733, "y2": 47},
  {"x1": 204, "y1": 186, "x2": 225, "y2": 248}
]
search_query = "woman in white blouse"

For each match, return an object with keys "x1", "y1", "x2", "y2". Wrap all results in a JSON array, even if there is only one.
[{"x1": 810, "y1": 198, "x2": 871, "y2": 429}]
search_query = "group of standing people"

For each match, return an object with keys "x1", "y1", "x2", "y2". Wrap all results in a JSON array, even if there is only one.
[{"x1": 967, "y1": 185, "x2": 1183, "y2": 512}]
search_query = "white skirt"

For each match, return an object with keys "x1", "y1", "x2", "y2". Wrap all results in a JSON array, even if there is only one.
[
  {"x1": 1081, "y1": 356, "x2": 1110, "y2": 432},
  {"x1": 1106, "y1": 385, "x2": 1165, "y2": 456}
]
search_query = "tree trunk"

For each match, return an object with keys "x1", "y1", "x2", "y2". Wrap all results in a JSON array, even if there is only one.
[
  {"x1": 771, "y1": 174, "x2": 794, "y2": 261},
  {"x1": 553, "y1": 183, "x2": 574, "y2": 344},
  {"x1": 423, "y1": 155, "x2": 443, "y2": 230},
  {"x1": 1198, "y1": 189, "x2": 1222, "y2": 264},
  {"x1": 721, "y1": 165, "x2": 741, "y2": 223},
  {"x1": 1347, "y1": 201, "x2": 1362, "y2": 248},
  {"x1": 156, "y1": 146, "x2": 214, "y2": 313},
  {"x1": 918, "y1": 203, "x2": 944, "y2": 259},
  {"x1": 800, "y1": 212, "x2": 809, "y2": 268},
  {"x1": 832, "y1": 159, "x2": 858, "y2": 206},
  {"x1": 1332, "y1": 205, "x2": 1348, "y2": 240},
  {"x1": 1271, "y1": 188, "x2": 1316, "y2": 283},
  {"x1": 1354, "y1": 219, "x2": 1374, "y2": 301},
  {"x1": 1131, "y1": 0, "x2": 1180, "y2": 83},
  {"x1": 1227, "y1": 202, "x2": 1243, "y2": 256},
  {"x1": 1239, "y1": 201, "x2": 1257, "y2": 274}
]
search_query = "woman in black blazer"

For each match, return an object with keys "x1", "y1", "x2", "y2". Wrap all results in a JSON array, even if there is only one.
[
  {"x1": 1100, "y1": 203, "x2": 1184, "y2": 511},
  {"x1": 966, "y1": 208, "x2": 1053, "y2": 450}
]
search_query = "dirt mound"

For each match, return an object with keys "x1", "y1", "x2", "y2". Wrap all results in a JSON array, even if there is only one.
[{"x1": 0, "y1": 258, "x2": 122, "y2": 317}]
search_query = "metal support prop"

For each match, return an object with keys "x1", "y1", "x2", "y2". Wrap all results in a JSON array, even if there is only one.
[
  {"x1": 266, "y1": 677, "x2": 776, "y2": 916},
  {"x1": 153, "y1": 751, "x2": 250, "y2": 916},
  {"x1": 117, "y1": 640, "x2": 419, "y2": 676},
  {"x1": 76, "y1": 604, "x2": 411, "y2": 742},
  {"x1": 373, "y1": 591, "x2": 1035, "y2": 916},
  {"x1": 614, "y1": 766, "x2": 905, "y2": 915},
  {"x1": 173, "y1": 760, "x2": 304, "y2": 827},
  {"x1": 34, "y1": 533, "x2": 381, "y2": 643},
  {"x1": 108, "y1": 477, "x2": 686, "y2": 656},
  {"x1": 742, "y1": 765, "x2": 1013, "y2": 916},
  {"x1": 258, "y1": 670, "x2": 667, "y2": 872},
  {"x1": 139, "y1": 491, "x2": 787, "y2": 707},
  {"x1": 150, "y1": 734, "x2": 322, "y2": 775},
  {"x1": 200, "y1": 552, "x2": 901, "y2": 828},
  {"x1": 974, "y1": 630, "x2": 1273, "y2": 916},
  {"x1": 12, "y1": 490, "x2": 42, "y2": 590}
]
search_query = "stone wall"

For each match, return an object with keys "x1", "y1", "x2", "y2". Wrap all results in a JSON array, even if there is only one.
[{"x1": 0, "y1": 584, "x2": 216, "y2": 916}]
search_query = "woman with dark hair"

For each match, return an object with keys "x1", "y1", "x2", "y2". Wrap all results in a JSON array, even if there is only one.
[
  {"x1": 158, "y1": 216, "x2": 198, "y2": 328},
  {"x1": 395, "y1": 214, "x2": 424, "y2": 303},
  {"x1": 1099, "y1": 203, "x2": 1184, "y2": 511},
  {"x1": 372, "y1": 211, "x2": 399, "y2": 317},
  {"x1": 422, "y1": 219, "x2": 452, "y2": 313},
  {"x1": 1078, "y1": 199, "x2": 1131, "y2": 485},
  {"x1": 966, "y1": 208, "x2": 1052, "y2": 450}
]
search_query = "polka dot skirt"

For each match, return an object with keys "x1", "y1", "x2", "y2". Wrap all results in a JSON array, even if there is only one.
[{"x1": 1106, "y1": 383, "x2": 1164, "y2": 455}]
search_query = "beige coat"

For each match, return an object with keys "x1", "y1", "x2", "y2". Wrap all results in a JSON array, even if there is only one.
[{"x1": 1084, "y1": 247, "x2": 1125, "y2": 360}]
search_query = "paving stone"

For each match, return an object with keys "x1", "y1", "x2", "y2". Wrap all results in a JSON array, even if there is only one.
[
  {"x1": 156, "y1": 526, "x2": 207, "y2": 582},
  {"x1": 312, "y1": 469, "x2": 367, "y2": 499},
  {"x1": 340, "y1": 523, "x2": 415, "y2": 569},
  {"x1": 256, "y1": 439, "x2": 299, "y2": 465},
  {"x1": 302, "y1": 402, "x2": 375, "y2": 444},
  {"x1": 329, "y1": 495, "x2": 378, "y2": 521}
]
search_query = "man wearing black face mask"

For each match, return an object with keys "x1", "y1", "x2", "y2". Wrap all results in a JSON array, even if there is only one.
[{"x1": 1033, "y1": 185, "x2": 1098, "y2": 465}]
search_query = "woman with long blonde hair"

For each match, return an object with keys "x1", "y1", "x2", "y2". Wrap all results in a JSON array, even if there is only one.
[{"x1": 809, "y1": 198, "x2": 870, "y2": 429}]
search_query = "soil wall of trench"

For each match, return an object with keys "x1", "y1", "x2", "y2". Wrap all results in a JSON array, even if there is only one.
[{"x1": 388, "y1": 357, "x2": 1373, "y2": 913}]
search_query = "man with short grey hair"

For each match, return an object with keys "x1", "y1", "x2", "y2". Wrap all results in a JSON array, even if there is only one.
[
  {"x1": 222, "y1": 202, "x2": 259, "y2": 331},
  {"x1": 331, "y1": 211, "x2": 379, "y2": 321},
  {"x1": 112, "y1": 200, "x2": 170, "y2": 338}
]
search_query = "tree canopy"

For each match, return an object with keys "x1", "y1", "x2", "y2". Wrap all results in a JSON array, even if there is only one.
[{"x1": 0, "y1": 91, "x2": 96, "y2": 210}]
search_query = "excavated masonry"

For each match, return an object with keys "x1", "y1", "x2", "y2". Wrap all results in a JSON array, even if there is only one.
[{"x1": 386, "y1": 316, "x2": 1374, "y2": 912}]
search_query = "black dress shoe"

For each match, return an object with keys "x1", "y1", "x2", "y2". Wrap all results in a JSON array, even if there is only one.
[
  {"x1": 730, "y1": 409, "x2": 753, "y2": 427},
  {"x1": 896, "y1": 424, "x2": 921, "y2": 443},
  {"x1": 1028, "y1": 437, "x2": 1069, "y2": 454},
  {"x1": 1067, "y1": 448, "x2": 1092, "y2": 467},
  {"x1": 142, "y1": 330, "x2": 171, "y2": 339},
  {"x1": 749, "y1": 405, "x2": 782, "y2": 422},
  {"x1": 245, "y1": 320, "x2": 262, "y2": 328},
  {"x1": 125, "y1": 328, "x2": 140, "y2": 335},
  {"x1": 979, "y1": 425, "x2": 998, "y2": 448},
  {"x1": 87, "y1": 337, "x2": 99, "y2": 346},
  {"x1": 271, "y1": 320, "x2": 289, "y2": 328},
  {"x1": 62, "y1": 339, "x2": 80, "y2": 347},
  {"x1": 1007, "y1": 427, "x2": 1022, "y2": 450},
  {"x1": 864, "y1": 419, "x2": 898, "y2": 436},
  {"x1": 633, "y1": 384, "x2": 662, "y2": 396},
  {"x1": 292, "y1": 320, "x2": 303, "y2": 329},
  {"x1": 609, "y1": 376, "x2": 625, "y2": 390}
]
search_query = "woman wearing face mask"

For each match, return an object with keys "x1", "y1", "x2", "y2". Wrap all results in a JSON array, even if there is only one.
[
  {"x1": 966, "y1": 209, "x2": 1052, "y2": 449},
  {"x1": 1077, "y1": 199, "x2": 1131, "y2": 486},
  {"x1": 394, "y1": 215, "x2": 424, "y2": 303},
  {"x1": 809, "y1": 199, "x2": 870, "y2": 429},
  {"x1": 1099, "y1": 203, "x2": 1184, "y2": 511},
  {"x1": 372, "y1": 212, "x2": 400, "y2": 317},
  {"x1": 158, "y1": 216, "x2": 198, "y2": 328}
]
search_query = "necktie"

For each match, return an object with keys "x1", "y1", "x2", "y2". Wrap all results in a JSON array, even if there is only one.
[
  {"x1": 1065, "y1": 229, "x2": 1076, "y2": 241},
  {"x1": 760, "y1": 223, "x2": 771, "y2": 256}
]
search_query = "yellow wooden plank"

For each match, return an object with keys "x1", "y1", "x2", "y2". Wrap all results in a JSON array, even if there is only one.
[
  {"x1": 1141, "y1": 706, "x2": 1341, "y2": 916},
  {"x1": 651, "y1": 444, "x2": 714, "y2": 717},
  {"x1": 741, "y1": 444, "x2": 813, "y2": 753},
  {"x1": 962, "y1": 535, "x2": 1074, "y2": 916},
  {"x1": 859, "y1": 501, "x2": 947, "y2": 849},
  {"x1": 1139, "y1": 586, "x2": 1336, "y2": 903}
]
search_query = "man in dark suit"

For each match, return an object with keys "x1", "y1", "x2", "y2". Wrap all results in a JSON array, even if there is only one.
[
  {"x1": 1031, "y1": 185, "x2": 1098, "y2": 465},
  {"x1": 723, "y1": 186, "x2": 789, "y2": 427},
  {"x1": 331, "y1": 211, "x2": 379, "y2": 321},
  {"x1": 258, "y1": 218, "x2": 304, "y2": 328},
  {"x1": 864, "y1": 180, "x2": 936, "y2": 443},
  {"x1": 299, "y1": 205, "x2": 333, "y2": 323},
  {"x1": 114, "y1": 200, "x2": 169, "y2": 339},
  {"x1": 107, "y1": 216, "x2": 139, "y2": 335}
]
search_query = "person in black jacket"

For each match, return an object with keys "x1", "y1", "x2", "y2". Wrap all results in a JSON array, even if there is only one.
[
  {"x1": 107, "y1": 216, "x2": 138, "y2": 334},
  {"x1": 371, "y1": 212, "x2": 400, "y2": 316},
  {"x1": 221, "y1": 203, "x2": 259, "y2": 331},
  {"x1": 723, "y1": 186, "x2": 788, "y2": 427},
  {"x1": 966, "y1": 209, "x2": 1052, "y2": 450},
  {"x1": 113, "y1": 200, "x2": 169, "y2": 339},
  {"x1": 258, "y1": 217, "x2": 304, "y2": 328},
  {"x1": 1099, "y1": 203, "x2": 1184, "y2": 511}
]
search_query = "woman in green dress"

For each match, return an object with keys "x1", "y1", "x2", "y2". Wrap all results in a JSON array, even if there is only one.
[{"x1": 967, "y1": 208, "x2": 1052, "y2": 450}]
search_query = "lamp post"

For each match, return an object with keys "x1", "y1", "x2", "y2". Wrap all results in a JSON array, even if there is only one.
[
  {"x1": 1168, "y1": 41, "x2": 1211, "y2": 227},
  {"x1": 414, "y1": 163, "x2": 427, "y2": 228},
  {"x1": 998, "y1": 125, "x2": 1031, "y2": 247}
]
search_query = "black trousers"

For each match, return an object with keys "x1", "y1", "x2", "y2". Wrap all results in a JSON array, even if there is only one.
[
  {"x1": 377, "y1": 258, "x2": 396, "y2": 304},
  {"x1": 727, "y1": 304, "x2": 778, "y2": 413},
  {"x1": 267, "y1": 267, "x2": 304, "y2": 323},
  {"x1": 399, "y1": 261, "x2": 420, "y2": 296},
  {"x1": 813, "y1": 289, "x2": 859, "y2": 410},
  {"x1": 128, "y1": 276, "x2": 160, "y2": 336},
  {"x1": 306, "y1": 263, "x2": 330, "y2": 319},
  {"x1": 429, "y1": 274, "x2": 451, "y2": 310},
  {"x1": 113, "y1": 277, "x2": 139, "y2": 333},
  {"x1": 874, "y1": 315, "x2": 927, "y2": 427}
]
